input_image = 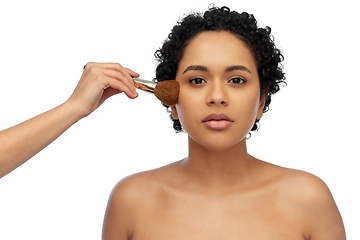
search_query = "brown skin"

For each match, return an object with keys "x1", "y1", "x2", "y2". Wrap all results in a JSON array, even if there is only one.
[
  {"x1": 103, "y1": 160, "x2": 345, "y2": 240},
  {"x1": 102, "y1": 32, "x2": 346, "y2": 240}
]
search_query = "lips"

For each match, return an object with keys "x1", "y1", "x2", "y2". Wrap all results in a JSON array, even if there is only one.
[
  {"x1": 202, "y1": 113, "x2": 234, "y2": 122},
  {"x1": 202, "y1": 113, "x2": 234, "y2": 130}
]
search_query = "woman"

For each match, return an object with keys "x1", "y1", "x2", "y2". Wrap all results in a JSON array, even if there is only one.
[{"x1": 102, "y1": 6, "x2": 346, "y2": 240}]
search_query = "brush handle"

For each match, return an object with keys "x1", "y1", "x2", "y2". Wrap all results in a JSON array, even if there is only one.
[{"x1": 132, "y1": 78, "x2": 156, "y2": 94}]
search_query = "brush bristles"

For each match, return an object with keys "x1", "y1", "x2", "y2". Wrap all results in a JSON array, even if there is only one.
[{"x1": 154, "y1": 80, "x2": 180, "y2": 106}]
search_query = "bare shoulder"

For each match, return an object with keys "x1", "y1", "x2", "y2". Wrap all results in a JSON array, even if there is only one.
[
  {"x1": 258, "y1": 161, "x2": 335, "y2": 200},
  {"x1": 102, "y1": 161, "x2": 179, "y2": 240},
  {"x1": 262, "y1": 162, "x2": 346, "y2": 240},
  {"x1": 107, "y1": 161, "x2": 178, "y2": 210},
  {"x1": 276, "y1": 167, "x2": 333, "y2": 201},
  {"x1": 276, "y1": 168, "x2": 337, "y2": 210},
  {"x1": 112, "y1": 160, "x2": 180, "y2": 196}
]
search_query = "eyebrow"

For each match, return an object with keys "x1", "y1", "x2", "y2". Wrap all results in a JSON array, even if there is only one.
[
  {"x1": 225, "y1": 65, "x2": 252, "y2": 74},
  {"x1": 182, "y1": 65, "x2": 208, "y2": 74},
  {"x1": 182, "y1": 65, "x2": 252, "y2": 74}
]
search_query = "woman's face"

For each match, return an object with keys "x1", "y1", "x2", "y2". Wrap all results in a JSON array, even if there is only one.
[{"x1": 172, "y1": 31, "x2": 266, "y2": 151}]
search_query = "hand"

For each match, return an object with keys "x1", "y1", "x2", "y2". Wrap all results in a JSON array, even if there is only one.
[
  {"x1": 0, "y1": 62, "x2": 139, "y2": 178},
  {"x1": 67, "y1": 62, "x2": 139, "y2": 118}
]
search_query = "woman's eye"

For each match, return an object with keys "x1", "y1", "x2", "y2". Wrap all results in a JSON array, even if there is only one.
[
  {"x1": 229, "y1": 77, "x2": 245, "y2": 84},
  {"x1": 190, "y1": 78, "x2": 206, "y2": 84}
]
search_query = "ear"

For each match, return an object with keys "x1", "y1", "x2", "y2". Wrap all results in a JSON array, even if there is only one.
[
  {"x1": 256, "y1": 92, "x2": 268, "y2": 120},
  {"x1": 171, "y1": 105, "x2": 179, "y2": 120}
]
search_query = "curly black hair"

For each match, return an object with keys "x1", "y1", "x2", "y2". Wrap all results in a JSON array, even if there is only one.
[{"x1": 154, "y1": 5, "x2": 286, "y2": 132}]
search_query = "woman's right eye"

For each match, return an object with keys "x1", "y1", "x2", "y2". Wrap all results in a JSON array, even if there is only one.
[{"x1": 190, "y1": 78, "x2": 206, "y2": 84}]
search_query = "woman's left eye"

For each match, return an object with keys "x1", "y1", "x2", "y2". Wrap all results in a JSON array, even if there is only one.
[{"x1": 228, "y1": 77, "x2": 245, "y2": 84}]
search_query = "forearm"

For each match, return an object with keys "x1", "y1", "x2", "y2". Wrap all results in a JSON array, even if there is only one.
[
  {"x1": 0, "y1": 62, "x2": 139, "y2": 178},
  {"x1": 0, "y1": 101, "x2": 83, "y2": 178}
]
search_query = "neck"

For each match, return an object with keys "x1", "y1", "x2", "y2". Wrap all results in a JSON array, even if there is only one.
[{"x1": 180, "y1": 136, "x2": 256, "y2": 194}]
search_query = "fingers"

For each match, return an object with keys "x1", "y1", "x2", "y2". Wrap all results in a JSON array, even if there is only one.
[
  {"x1": 124, "y1": 67, "x2": 140, "y2": 78},
  {"x1": 101, "y1": 68, "x2": 137, "y2": 96},
  {"x1": 85, "y1": 62, "x2": 139, "y2": 78},
  {"x1": 69, "y1": 62, "x2": 140, "y2": 117},
  {"x1": 102, "y1": 74, "x2": 138, "y2": 99},
  {"x1": 84, "y1": 62, "x2": 139, "y2": 97}
]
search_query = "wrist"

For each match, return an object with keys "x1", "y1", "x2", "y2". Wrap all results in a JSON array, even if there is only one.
[{"x1": 60, "y1": 100, "x2": 88, "y2": 123}]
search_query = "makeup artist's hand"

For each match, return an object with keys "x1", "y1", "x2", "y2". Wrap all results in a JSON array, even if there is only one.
[
  {"x1": 0, "y1": 62, "x2": 139, "y2": 178},
  {"x1": 67, "y1": 62, "x2": 139, "y2": 118}
]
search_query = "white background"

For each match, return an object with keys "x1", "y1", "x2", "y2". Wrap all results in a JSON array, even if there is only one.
[{"x1": 0, "y1": 0, "x2": 359, "y2": 239}]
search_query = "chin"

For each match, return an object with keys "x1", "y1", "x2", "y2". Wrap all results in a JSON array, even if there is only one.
[{"x1": 191, "y1": 134, "x2": 247, "y2": 152}]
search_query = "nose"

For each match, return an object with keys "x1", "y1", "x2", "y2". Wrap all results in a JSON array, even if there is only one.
[{"x1": 207, "y1": 81, "x2": 228, "y2": 106}]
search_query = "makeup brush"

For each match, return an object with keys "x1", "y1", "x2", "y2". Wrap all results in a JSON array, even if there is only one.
[{"x1": 133, "y1": 78, "x2": 179, "y2": 106}]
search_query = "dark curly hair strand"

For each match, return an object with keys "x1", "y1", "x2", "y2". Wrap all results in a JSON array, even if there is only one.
[{"x1": 154, "y1": 5, "x2": 286, "y2": 133}]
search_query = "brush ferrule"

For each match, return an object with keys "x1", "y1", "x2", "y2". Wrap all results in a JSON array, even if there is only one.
[{"x1": 133, "y1": 78, "x2": 156, "y2": 94}]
